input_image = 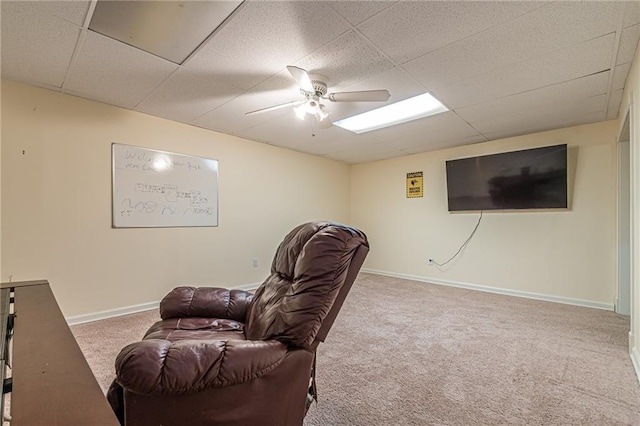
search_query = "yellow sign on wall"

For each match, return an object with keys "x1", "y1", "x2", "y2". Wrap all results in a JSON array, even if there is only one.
[{"x1": 406, "y1": 171, "x2": 423, "y2": 198}]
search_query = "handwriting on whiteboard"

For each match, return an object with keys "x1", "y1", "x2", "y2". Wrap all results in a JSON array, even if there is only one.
[{"x1": 112, "y1": 144, "x2": 218, "y2": 227}]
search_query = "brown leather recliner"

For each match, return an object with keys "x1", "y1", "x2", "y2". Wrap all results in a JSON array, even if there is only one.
[{"x1": 107, "y1": 221, "x2": 369, "y2": 426}]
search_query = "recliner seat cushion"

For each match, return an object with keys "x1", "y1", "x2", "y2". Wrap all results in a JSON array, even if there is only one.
[{"x1": 144, "y1": 318, "x2": 246, "y2": 343}]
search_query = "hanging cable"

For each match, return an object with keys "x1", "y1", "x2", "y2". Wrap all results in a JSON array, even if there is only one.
[{"x1": 431, "y1": 211, "x2": 483, "y2": 267}]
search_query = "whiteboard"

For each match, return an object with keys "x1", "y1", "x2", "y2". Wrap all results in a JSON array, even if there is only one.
[{"x1": 112, "y1": 144, "x2": 218, "y2": 228}]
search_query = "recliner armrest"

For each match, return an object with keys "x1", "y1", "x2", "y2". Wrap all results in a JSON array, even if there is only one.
[
  {"x1": 160, "y1": 287, "x2": 253, "y2": 321},
  {"x1": 114, "y1": 338, "x2": 287, "y2": 395}
]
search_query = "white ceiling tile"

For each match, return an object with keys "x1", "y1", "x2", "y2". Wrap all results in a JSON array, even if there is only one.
[
  {"x1": 296, "y1": 31, "x2": 394, "y2": 91},
  {"x1": 136, "y1": 67, "x2": 240, "y2": 123},
  {"x1": 183, "y1": 1, "x2": 350, "y2": 90},
  {"x1": 235, "y1": 110, "x2": 409, "y2": 163},
  {"x1": 400, "y1": 133, "x2": 488, "y2": 155},
  {"x1": 404, "y1": 1, "x2": 622, "y2": 91},
  {"x1": 64, "y1": 31, "x2": 178, "y2": 109},
  {"x1": 607, "y1": 89, "x2": 624, "y2": 120},
  {"x1": 248, "y1": 69, "x2": 315, "y2": 105},
  {"x1": 0, "y1": 2, "x2": 81, "y2": 88},
  {"x1": 455, "y1": 73, "x2": 609, "y2": 137},
  {"x1": 28, "y1": 0, "x2": 90, "y2": 26},
  {"x1": 616, "y1": 24, "x2": 640, "y2": 65},
  {"x1": 304, "y1": 136, "x2": 365, "y2": 157},
  {"x1": 455, "y1": 72, "x2": 608, "y2": 121},
  {"x1": 332, "y1": 151, "x2": 404, "y2": 164},
  {"x1": 584, "y1": 110, "x2": 608, "y2": 123},
  {"x1": 436, "y1": 33, "x2": 614, "y2": 109},
  {"x1": 613, "y1": 63, "x2": 632, "y2": 91},
  {"x1": 475, "y1": 94, "x2": 608, "y2": 136},
  {"x1": 300, "y1": 129, "x2": 376, "y2": 157},
  {"x1": 358, "y1": 1, "x2": 547, "y2": 64},
  {"x1": 340, "y1": 66, "x2": 419, "y2": 99},
  {"x1": 328, "y1": 1, "x2": 396, "y2": 26},
  {"x1": 236, "y1": 109, "x2": 341, "y2": 149},
  {"x1": 624, "y1": 1, "x2": 640, "y2": 28},
  {"x1": 371, "y1": 111, "x2": 485, "y2": 151},
  {"x1": 329, "y1": 137, "x2": 408, "y2": 164},
  {"x1": 482, "y1": 110, "x2": 606, "y2": 142},
  {"x1": 456, "y1": 76, "x2": 608, "y2": 126},
  {"x1": 193, "y1": 91, "x2": 292, "y2": 134}
]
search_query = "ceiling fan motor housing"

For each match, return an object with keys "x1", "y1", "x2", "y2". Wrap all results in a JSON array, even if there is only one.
[{"x1": 309, "y1": 74, "x2": 328, "y2": 96}]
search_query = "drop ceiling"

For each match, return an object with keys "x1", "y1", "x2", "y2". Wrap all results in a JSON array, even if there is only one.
[{"x1": 1, "y1": 1, "x2": 639, "y2": 164}]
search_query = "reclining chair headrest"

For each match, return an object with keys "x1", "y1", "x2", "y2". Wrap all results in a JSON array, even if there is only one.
[{"x1": 244, "y1": 221, "x2": 369, "y2": 347}]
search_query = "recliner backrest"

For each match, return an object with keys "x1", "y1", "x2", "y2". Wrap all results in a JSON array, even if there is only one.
[{"x1": 244, "y1": 221, "x2": 369, "y2": 347}]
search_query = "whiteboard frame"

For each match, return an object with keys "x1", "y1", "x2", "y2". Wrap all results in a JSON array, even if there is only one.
[{"x1": 111, "y1": 143, "x2": 219, "y2": 228}]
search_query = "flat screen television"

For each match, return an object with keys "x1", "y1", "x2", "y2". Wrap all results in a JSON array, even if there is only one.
[{"x1": 446, "y1": 144, "x2": 568, "y2": 211}]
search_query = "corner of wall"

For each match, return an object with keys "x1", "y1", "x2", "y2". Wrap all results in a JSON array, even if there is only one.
[{"x1": 628, "y1": 87, "x2": 640, "y2": 384}]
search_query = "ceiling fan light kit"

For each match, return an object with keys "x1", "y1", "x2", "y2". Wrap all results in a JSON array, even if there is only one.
[
  {"x1": 334, "y1": 92, "x2": 449, "y2": 134},
  {"x1": 294, "y1": 100, "x2": 329, "y2": 121}
]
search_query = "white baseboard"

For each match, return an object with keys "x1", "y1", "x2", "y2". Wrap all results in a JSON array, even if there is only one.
[
  {"x1": 361, "y1": 269, "x2": 615, "y2": 311},
  {"x1": 66, "y1": 301, "x2": 160, "y2": 326},
  {"x1": 631, "y1": 346, "x2": 640, "y2": 385},
  {"x1": 66, "y1": 282, "x2": 262, "y2": 326}
]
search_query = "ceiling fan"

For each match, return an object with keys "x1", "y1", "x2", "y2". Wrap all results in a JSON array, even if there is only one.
[{"x1": 245, "y1": 66, "x2": 391, "y2": 126}]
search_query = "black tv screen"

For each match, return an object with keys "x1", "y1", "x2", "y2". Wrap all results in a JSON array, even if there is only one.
[{"x1": 446, "y1": 144, "x2": 568, "y2": 211}]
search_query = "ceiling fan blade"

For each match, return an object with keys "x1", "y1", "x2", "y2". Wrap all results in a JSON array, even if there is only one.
[
  {"x1": 286, "y1": 65, "x2": 314, "y2": 92},
  {"x1": 327, "y1": 90, "x2": 391, "y2": 102},
  {"x1": 245, "y1": 99, "x2": 305, "y2": 116}
]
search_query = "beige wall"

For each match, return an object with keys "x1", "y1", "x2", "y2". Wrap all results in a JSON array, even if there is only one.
[
  {"x1": 351, "y1": 120, "x2": 618, "y2": 307},
  {"x1": 618, "y1": 41, "x2": 640, "y2": 377},
  {"x1": 0, "y1": 80, "x2": 351, "y2": 317}
]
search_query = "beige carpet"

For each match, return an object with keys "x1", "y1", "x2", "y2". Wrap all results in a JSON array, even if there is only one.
[{"x1": 71, "y1": 273, "x2": 640, "y2": 425}]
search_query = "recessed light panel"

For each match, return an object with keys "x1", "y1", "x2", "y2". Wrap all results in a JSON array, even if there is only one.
[{"x1": 333, "y1": 92, "x2": 449, "y2": 134}]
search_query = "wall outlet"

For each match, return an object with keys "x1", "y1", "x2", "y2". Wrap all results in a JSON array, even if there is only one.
[
  {"x1": 427, "y1": 259, "x2": 434, "y2": 266},
  {"x1": 252, "y1": 258, "x2": 259, "y2": 268}
]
